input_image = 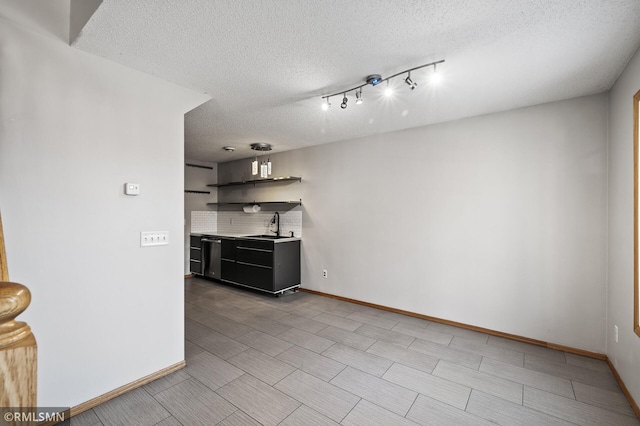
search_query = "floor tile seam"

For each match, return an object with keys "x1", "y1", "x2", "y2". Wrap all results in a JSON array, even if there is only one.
[
  {"x1": 522, "y1": 384, "x2": 637, "y2": 421},
  {"x1": 389, "y1": 326, "x2": 455, "y2": 346},
  {"x1": 145, "y1": 372, "x2": 192, "y2": 397},
  {"x1": 185, "y1": 366, "x2": 247, "y2": 394},
  {"x1": 328, "y1": 372, "x2": 406, "y2": 406},
  {"x1": 214, "y1": 410, "x2": 243, "y2": 426},
  {"x1": 343, "y1": 362, "x2": 430, "y2": 402},
  {"x1": 333, "y1": 396, "x2": 363, "y2": 423},
  {"x1": 426, "y1": 322, "x2": 491, "y2": 341},
  {"x1": 214, "y1": 373, "x2": 302, "y2": 424},
  {"x1": 274, "y1": 372, "x2": 359, "y2": 421},
  {"x1": 485, "y1": 339, "x2": 565, "y2": 359},
  {"x1": 431, "y1": 359, "x2": 526, "y2": 405},
  {"x1": 449, "y1": 338, "x2": 527, "y2": 365},
  {"x1": 319, "y1": 350, "x2": 392, "y2": 378},
  {"x1": 522, "y1": 362, "x2": 622, "y2": 390},
  {"x1": 271, "y1": 367, "x2": 304, "y2": 389},
  {"x1": 408, "y1": 342, "x2": 483, "y2": 371},
  {"x1": 402, "y1": 391, "x2": 421, "y2": 422},
  {"x1": 568, "y1": 380, "x2": 638, "y2": 418},
  {"x1": 143, "y1": 385, "x2": 184, "y2": 425},
  {"x1": 364, "y1": 346, "x2": 438, "y2": 374},
  {"x1": 478, "y1": 356, "x2": 579, "y2": 398},
  {"x1": 564, "y1": 358, "x2": 614, "y2": 374},
  {"x1": 469, "y1": 389, "x2": 582, "y2": 426},
  {"x1": 275, "y1": 404, "x2": 302, "y2": 426},
  {"x1": 275, "y1": 344, "x2": 349, "y2": 382},
  {"x1": 347, "y1": 315, "x2": 400, "y2": 330}
]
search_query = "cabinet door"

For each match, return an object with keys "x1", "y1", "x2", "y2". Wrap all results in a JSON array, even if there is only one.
[{"x1": 221, "y1": 258, "x2": 236, "y2": 283}]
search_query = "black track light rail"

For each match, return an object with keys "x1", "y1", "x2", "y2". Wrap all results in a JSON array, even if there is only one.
[{"x1": 321, "y1": 59, "x2": 445, "y2": 100}]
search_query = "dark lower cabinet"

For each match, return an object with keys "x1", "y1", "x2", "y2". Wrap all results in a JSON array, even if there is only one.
[
  {"x1": 189, "y1": 235, "x2": 203, "y2": 275},
  {"x1": 220, "y1": 238, "x2": 300, "y2": 294}
]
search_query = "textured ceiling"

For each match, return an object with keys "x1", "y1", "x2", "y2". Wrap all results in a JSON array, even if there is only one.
[{"x1": 73, "y1": 0, "x2": 640, "y2": 162}]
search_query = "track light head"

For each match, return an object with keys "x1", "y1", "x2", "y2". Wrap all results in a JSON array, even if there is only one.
[
  {"x1": 430, "y1": 63, "x2": 442, "y2": 84},
  {"x1": 384, "y1": 80, "x2": 393, "y2": 97},
  {"x1": 366, "y1": 74, "x2": 382, "y2": 86},
  {"x1": 405, "y1": 72, "x2": 417, "y2": 90},
  {"x1": 340, "y1": 94, "x2": 348, "y2": 109},
  {"x1": 355, "y1": 89, "x2": 363, "y2": 105},
  {"x1": 321, "y1": 98, "x2": 330, "y2": 110}
]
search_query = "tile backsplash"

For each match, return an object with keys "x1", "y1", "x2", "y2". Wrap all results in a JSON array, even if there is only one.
[
  {"x1": 191, "y1": 208, "x2": 302, "y2": 237},
  {"x1": 191, "y1": 211, "x2": 217, "y2": 233}
]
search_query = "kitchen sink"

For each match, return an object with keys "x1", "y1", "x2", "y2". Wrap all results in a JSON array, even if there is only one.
[{"x1": 245, "y1": 234, "x2": 289, "y2": 239}]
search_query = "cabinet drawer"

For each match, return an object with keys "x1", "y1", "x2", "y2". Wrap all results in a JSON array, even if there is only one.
[
  {"x1": 235, "y1": 262, "x2": 273, "y2": 291},
  {"x1": 190, "y1": 260, "x2": 203, "y2": 275},
  {"x1": 236, "y1": 239, "x2": 274, "y2": 251},
  {"x1": 236, "y1": 246, "x2": 273, "y2": 267},
  {"x1": 190, "y1": 235, "x2": 202, "y2": 248},
  {"x1": 189, "y1": 247, "x2": 202, "y2": 260}
]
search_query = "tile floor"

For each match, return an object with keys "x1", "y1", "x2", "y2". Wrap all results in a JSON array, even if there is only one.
[{"x1": 70, "y1": 277, "x2": 639, "y2": 425}]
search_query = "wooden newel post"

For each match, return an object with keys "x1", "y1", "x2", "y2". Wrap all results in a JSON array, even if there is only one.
[
  {"x1": 0, "y1": 213, "x2": 37, "y2": 415},
  {"x1": 0, "y1": 283, "x2": 37, "y2": 408}
]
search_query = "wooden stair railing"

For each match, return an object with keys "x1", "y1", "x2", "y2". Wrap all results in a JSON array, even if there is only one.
[{"x1": 0, "y1": 212, "x2": 37, "y2": 419}]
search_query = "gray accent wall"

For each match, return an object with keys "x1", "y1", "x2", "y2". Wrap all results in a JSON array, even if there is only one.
[
  {"x1": 607, "y1": 44, "x2": 640, "y2": 407},
  {"x1": 219, "y1": 93, "x2": 609, "y2": 354}
]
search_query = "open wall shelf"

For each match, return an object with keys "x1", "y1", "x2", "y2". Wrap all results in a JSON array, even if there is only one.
[
  {"x1": 208, "y1": 176, "x2": 301, "y2": 188},
  {"x1": 184, "y1": 190, "x2": 211, "y2": 194},
  {"x1": 207, "y1": 200, "x2": 302, "y2": 206}
]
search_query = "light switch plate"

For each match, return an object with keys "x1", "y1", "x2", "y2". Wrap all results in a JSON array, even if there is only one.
[
  {"x1": 125, "y1": 183, "x2": 140, "y2": 195},
  {"x1": 140, "y1": 231, "x2": 169, "y2": 247}
]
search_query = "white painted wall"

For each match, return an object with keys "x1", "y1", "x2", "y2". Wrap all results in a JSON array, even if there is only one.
[
  {"x1": 184, "y1": 161, "x2": 217, "y2": 274},
  {"x1": 607, "y1": 45, "x2": 640, "y2": 405},
  {"x1": 219, "y1": 93, "x2": 609, "y2": 353},
  {"x1": 0, "y1": 11, "x2": 208, "y2": 408}
]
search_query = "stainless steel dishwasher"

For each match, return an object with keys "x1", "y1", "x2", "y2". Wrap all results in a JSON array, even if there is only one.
[{"x1": 201, "y1": 237, "x2": 222, "y2": 279}]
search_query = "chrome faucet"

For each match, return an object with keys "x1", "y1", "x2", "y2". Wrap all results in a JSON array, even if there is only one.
[{"x1": 270, "y1": 212, "x2": 280, "y2": 237}]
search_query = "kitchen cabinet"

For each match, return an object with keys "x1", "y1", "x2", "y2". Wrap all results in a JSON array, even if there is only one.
[
  {"x1": 192, "y1": 234, "x2": 301, "y2": 295},
  {"x1": 189, "y1": 235, "x2": 203, "y2": 275},
  {"x1": 222, "y1": 237, "x2": 301, "y2": 295}
]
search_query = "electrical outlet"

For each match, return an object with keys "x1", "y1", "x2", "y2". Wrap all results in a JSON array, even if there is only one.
[
  {"x1": 322, "y1": 269, "x2": 328, "y2": 279},
  {"x1": 614, "y1": 325, "x2": 619, "y2": 343}
]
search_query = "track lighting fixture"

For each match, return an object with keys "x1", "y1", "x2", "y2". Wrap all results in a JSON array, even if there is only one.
[{"x1": 320, "y1": 59, "x2": 444, "y2": 110}]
